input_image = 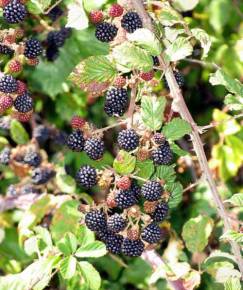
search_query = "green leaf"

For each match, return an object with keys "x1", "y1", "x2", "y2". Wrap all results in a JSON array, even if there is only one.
[
  {"x1": 224, "y1": 277, "x2": 242, "y2": 290},
  {"x1": 209, "y1": 0, "x2": 232, "y2": 33},
  {"x1": 135, "y1": 160, "x2": 155, "y2": 180},
  {"x1": 182, "y1": 215, "x2": 214, "y2": 252},
  {"x1": 66, "y1": 1, "x2": 89, "y2": 30},
  {"x1": 10, "y1": 119, "x2": 29, "y2": 145},
  {"x1": 165, "y1": 37, "x2": 193, "y2": 62},
  {"x1": 56, "y1": 168, "x2": 76, "y2": 194},
  {"x1": 127, "y1": 28, "x2": 162, "y2": 56},
  {"x1": 220, "y1": 230, "x2": 243, "y2": 245},
  {"x1": 75, "y1": 241, "x2": 107, "y2": 258},
  {"x1": 83, "y1": 0, "x2": 108, "y2": 12},
  {"x1": 224, "y1": 94, "x2": 243, "y2": 111},
  {"x1": 34, "y1": 226, "x2": 53, "y2": 249},
  {"x1": 162, "y1": 118, "x2": 191, "y2": 141},
  {"x1": 224, "y1": 193, "x2": 243, "y2": 207},
  {"x1": 78, "y1": 225, "x2": 95, "y2": 246},
  {"x1": 212, "y1": 109, "x2": 241, "y2": 135},
  {"x1": 166, "y1": 182, "x2": 183, "y2": 208},
  {"x1": 206, "y1": 261, "x2": 241, "y2": 283},
  {"x1": 113, "y1": 150, "x2": 136, "y2": 175},
  {"x1": 164, "y1": 27, "x2": 185, "y2": 43},
  {"x1": 155, "y1": 164, "x2": 177, "y2": 183},
  {"x1": 202, "y1": 250, "x2": 238, "y2": 269},
  {"x1": 24, "y1": 236, "x2": 39, "y2": 256},
  {"x1": 112, "y1": 42, "x2": 153, "y2": 73},
  {"x1": 157, "y1": 3, "x2": 184, "y2": 26},
  {"x1": 57, "y1": 232, "x2": 78, "y2": 256},
  {"x1": 170, "y1": 142, "x2": 188, "y2": 156},
  {"x1": 79, "y1": 261, "x2": 101, "y2": 290},
  {"x1": 141, "y1": 96, "x2": 166, "y2": 131},
  {"x1": 191, "y1": 28, "x2": 211, "y2": 58},
  {"x1": 60, "y1": 256, "x2": 77, "y2": 280},
  {"x1": 172, "y1": 0, "x2": 199, "y2": 11},
  {"x1": 26, "y1": 0, "x2": 51, "y2": 14},
  {"x1": 0, "y1": 136, "x2": 9, "y2": 150}
]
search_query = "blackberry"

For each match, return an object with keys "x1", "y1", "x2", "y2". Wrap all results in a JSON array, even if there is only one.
[
  {"x1": 104, "y1": 232, "x2": 123, "y2": 254},
  {"x1": 67, "y1": 130, "x2": 85, "y2": 152},
  {"x1": 23, "y1": 150, "x2": 42, "y2": 167},
  {"x1": 0, "y1": 74, "x2": 17, "y2": 93},
  {"x1": 84, "y1": 138, "x2": 104, "y2": 160},
  {"x1": 0, "y1": 147, "x2": 11, "y2": 165},
  {"x1": 104, "y1": 88, "x2": 129, "y2": 117},
  {"x1": 95, "y1": 22, "x2": 118, "y2": 42},
  {"x1": 152, "y1": 56, "x2": 160, "y2": 67},
  {"x1": 141, "y1": 223, "x2": 162, "y2": 244},
  {"x1": 76, "y1": 165, "x2": 97, "y2": 188},
  {"x1": 24, "y1": 38, "x2": 43, "y2": 59},
  {"x1": 151, "y1": 202, "x2": 169, "y2": 222},
  {"x1": 60, "y1": 27, "x2": 72, "y2": 39},
  {"x1": 32, "y1": 168, "x2": 55, "y2": 185},
  {"x1": 47, "y1": 30, "x2": 65, "y2": 48},
  {"x1": 164, "y1": 71, "x2": 184, "y2": 89},
  {"x1": 130, "y1": 181, "x2": 141, "y2": 199},
  {"x1": 3, "y1": 0, "x2": 27, "y2": 24},
  {"x1": 115, "y1": 188, "x2": 138, "y2": 209},
  {"x1": 33, "y1": 125, "x2": 49, "y2": 144},
  {"x1": 0, "y1": 44, "x2": 14, "y2": 56},
  {"x1": 153, "y1": 133, "x2": 165, "y2": 145},
  {"x1": 151, "y1": 141, "x2": 173, "y2": 165},
  {"x1": 14, "y1": 92, "x2": 33, "y2": 113},
  {"x1": 47, "y1": 5, "x2": 63, "y2": 21},
  {"x1": 118, "y1": 129, "x2": 139, "y2": 152},
  {"x1": 121, "y1": 12, "x2": 142, "y2": 33},
  {"x1": 122, "y1": 238, "x2": 144, "y2": 257},
  {"x1": 46, "y1": 44, "x2": 59, "y2": 62},
  {"x1": 85, "y1": 209, "x2": 107, "y2": 231},
  {"x1": 90, "y1": 10, "x2": 103, "y2": 24},
  {"x1": 107, "y1": 213, "x2": 127, "y2": 233},
  {"x1": 141, "y1": 180, "x2": 163, "y2": 201}
]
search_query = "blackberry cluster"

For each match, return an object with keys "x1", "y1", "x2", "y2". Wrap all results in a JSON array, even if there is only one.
[
  {"x1": 23, "y1": 150, "x2": 42, "y2": 167},
  {"x1": 95, "y1": 22, "x2": 118, "y2": 42},
  {"x1": 107, "y1": 213, "x2": 127, "y2": 233},
  {"x1": 151, "y1": 202, "x2": 169, "y2": 222},
  {"x1": 151, "y1": 141, "x2": 173, "y2": 165},
  {"x1": 32, "y1": 167, "x2": 55, "y2": 185},
  {"x1": 121, "y1": 238, "x2": 144, "y2": 257},
  {"x1": 84, "y1": 138, "x2": 104, "y2": 160},
  {"x1": 13, "y1": 92, "x2": 33, "y2": 113},
  {"x1": 121, "y1": 12, "x2": 143, "y2": 33},
  {"x1": 141, "y1": 223, "x2": 162, "y2": 244},
  {"x1": 76, "y1": 165, "x2": 97, "y2": 188},
  {"x1": 164, "y1": 71, "x2": 184, "y2": 89},
  {"x1": 118, "y1": 129, "x2": 139, "y2": 152},
  {"x1": 85, "y1": 210, "x2": 107, "y2": 232},
  {"x1": 141, "y1": 181, "x2": 163, "y2": 201},
  {"x1": 67, "y1": 130, "x2": 85, "y2": 152},
  {"x1": 0, "y1": 44, "x2": 14, "y2": 56},
  {"x1": 0, "y1": 147, "x2": 11, "y2": 165},
  {"x1": 104, "y1": 88, "x2": 129, "y2": 117},
  {"x1": 3, "y1": 0, "x2": 27, "y2": 24},
  {"x1": 0, "y1": 74, "x2": 18, "y2": 93},
  {"x1": 24, "y1": 38, "x2": 43, "y2": 59}
]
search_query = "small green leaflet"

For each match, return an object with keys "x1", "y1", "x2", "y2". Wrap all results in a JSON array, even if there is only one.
[
  {"x1": 166, "y1": 182, "x2": 183, "y2": 208},
  {"x1": 141, "y1": 96, "x2": 166, "y2": 131},
  {"x1": 157, "y1": 3, "x2": 184, "y2": 26},
  {"x1": 220, "y1": 230, "x2": 243, "y2": 245},
  {"x1": 79, "y1": 261, "x2": 101, "y2": 290},
  {"x1": 56, "y1": 167, "x2": 76, "y2": 194},
  {"x1": 75, "y1": 241, "x2": 107, "y2": 258},
  {"x1": 162, "y1": 117, "x2": 191, "y2": 141},
  {"x1": 155, "y1": 164, "x2": 177, "y2": 183},
  {"x1": 224, "y1": 94, "x2": 243, "y2": 111},
  {"x1": 135, "y1": 160, "x2": 155, "y2": 181},
  {"x1": 57, "y1": 232, "x2": 78, "y2": 256},
  {"x1": 170, "y1": 142, "x2": 188, "y2": 156},
  {"x1": 10, "y1": 119, "x2": 29, "y2": 145},
  {"x1": 59, "y1": 256, "x2": 77, "y2": 280},
  {"x1": 83, "y1": 0, "x2": 108, "y2": 12},
  {"x1": 191, "y1": 28, "x2": 211, "y2": 58},
  {"x1": 66, "y1": 0, "x2": 89, "y2": 30},
  {"x1": 27, "y1": 0, "x2": 51, "y2": 14},
  {"x1": 113, "y1": 150, "x2": 136, "y2": 175},
  {"x1": 224, "y1": 193, "x2": 243, "y2": 207},
  {"x1": 165, "y1": 37, "x2": 193, "y2": 62}
]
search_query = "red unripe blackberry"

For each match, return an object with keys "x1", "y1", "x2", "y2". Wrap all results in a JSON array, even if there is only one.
[
  {"x1": 141, "y1": 223, "x2": 162, "y2": 244},
  {"x1": 0, "y1": 44, "x2": 14, "y2": 56},
  {"x1": 14, "y1": 92, "x2": 33, "y2": 113},
  {"x1": 76, "y1": 165, "x2": 97, "y2": 188},
  {"x1": 106, "y1": 193, "x2": 117, "y2": 208},
  {"x1": 151, "y1": 141, "x2": 173, "y2": 165},
  {"x1": 104, "y1": 88, "x2": 129, "y2": 117},
  {"x1": 121, "y1": 11, "x2": 143, "y2": 33},
  {"x1": 89, "y1": 10, "x2": 103, "y2": 24},
  {"x1": 0, "y1": 74, "x2": 18, "y2": 93},
  {"x1": 0, "y1": 94, "x2": 13, "y2": 112},
  {"x1": 24, "y1": 38, "x2": 43, "y2": 59},
  {"x1": 122, "y1": 238, "x2": 144, "y2": 257},
  {"x1": 117, "y1": 176, "x2": 131, "y2": 190},
  {"x1": 32, "y1": 167, "x2": 55, "y2": 185},
  {"x1": 113, "y1": 76, "x2": 126, "y2": 88},
  {"x1": 115, "y1": 188, "x2": 138, "y2": 209},
  {"x1": 107, "y1": 213, "x2": 127, "y2": 233},
  {"x1": 164, "y1": 71, "x2": 184, "y2": 89},
  {"x1": 151, "y1": 201, "x2": 169, "y2": 222},
  {"x1": 70, "y1": 115, "x2": 86, "y2": 130},
  {"x1": 95, "y1": 22, "x2": 118, "y2": 42},
  {"x1": 140, "y1": 70, "x2": 154, "y2": 81},
  {"x1": 12, "y1": 111, "x2": 32, "y2": 122},
  {"x1": 27, "y1": 58, "x2": 39, "y2": 66},
  {"x1": 8, "y1": 60, "x2": 22, "y2": 73},
  {"x1": 16, "y1": 80, "x2": 27, "y2": 94},
  {"x1": 67, "y1": 130, "x2": 85, "y2": 152},
  {"x1": 3, "y1": 0, "x2": 27, "y2": 24},
  {"x1": 117, "y1": 129, "x2": 139, "y2": 152},
  {"x1": 153, "y1": 133, "x2": 165, "y2": 145},
  {"x1": 84, "y1": 138, "x2": 104, "y2": 160},
  {"x1": 141, "y1": 180, "x2": 163, "y2": 201},
  {"x1": 0, "y1": 0, "x2": 10, "y2": 7},
  {"x1": 85, "y1": 209, "x2": 107, "y2": 232},
  {"x1": 4, "y1": 34, "x2": 16, "y2": 44},
  {"x1": 109, "y1": 4, "x2": 124, "y2": 18}
]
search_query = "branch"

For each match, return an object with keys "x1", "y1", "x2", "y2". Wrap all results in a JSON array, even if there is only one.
[{"x1": 130, "y1": 0, "x2": 243, "y2": 277}]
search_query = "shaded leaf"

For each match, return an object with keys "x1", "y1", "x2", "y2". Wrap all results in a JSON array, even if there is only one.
[
  {"x1": 113, "y1": 150, "x2": 136, "y2": 175},
  {"x1": 224, "y1": 193, "x2": 243, "y2": 207},
  {"x1": 155, "y1": 164, "x2": 177, "y2": 183},
  {"x1": 220, "y1": 230, "x2": 243, "y2": 244},
  {"x1": 135, "y1": 160, "x2": 155, "y2": 180},
  {"x1": 166, "y1": 182, "x2": 183, "y2": 208},
  {"x1": 170, "y1": 143, "x2": 188, "y2": 156},
  {"x1": 191, "y1": 28, "x2": 211, "y2": 58},
  {"x1": 165, "y1": 37, "x2": 193, "y2": 61},
  {"x1": 56, "y1": 168, "x2": 76, "y2": 194},
  {"x1": 224, "y1": 94, "x2": 243, "y2": 111},
  {"x1": 10, "y1": 119, "x2": 29, "y2": 145}
]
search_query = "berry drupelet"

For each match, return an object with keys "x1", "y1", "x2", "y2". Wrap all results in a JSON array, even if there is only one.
[
  {"x1": 0, "y1": 74, "x2": 18, "y2": 93},
  {"x1": 121, "y1": 11, "x2": 142, "y2": 33},
  {"x1": 23, "y1": 150, "x2": 42, "y2": 167},
  {"x1": 107, "y1": 213, "x2": 127, "y2": 233},
  {"x1": 76, "y1": 165, "x2": 97, "y2": 188},
  {"x1": 122, "y1": 238, "x2": 144, "y2": 257},
  {"x1": 24, "y1": 38, "x2": 43, "y2": 59},
  {"x1": 67, "y1": 130, "x2": 85, "y2": 152},
  {"x1": 3, "y1": 0, "x2": 27, "y2": 24},
  {"x1": 95, "y1": 22, "x2": 118, "y2": 42},
  {"x1": 141, "y1": 180, "x2": 163, "y2": 201},
  {"x1": 151, "y1": 201, "x2": 169, "y2": 222},
  {"x1": 32, "y1": 168, "x2": 55, "y2": 185},
  {"x1": 85, "y1": 209, "x2": 107, "y2": 232},
  {"x1": 141, "y1": 223, "x2": 162, "y2": 244},
  {"x1": 151, "y1": 141, "x2": 173, "y2": 165},
  {"x1": 104, "y1": 88, "x2": 129, "y2": 117},
  {"x1": 14, "y1": 92, "x2": 33, "y2": 113},
  {"x1": 84, "y1": 138, "x2": 104, "y2": 160},
  {"x1": 118, "y1": 129, "x2": 139, "y2": 152}
]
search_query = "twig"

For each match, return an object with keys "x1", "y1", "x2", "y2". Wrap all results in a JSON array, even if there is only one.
[
  {"x1": 130, "y1": 0, "x2": 243, "y2": 277},
  {"x1": 127, "y1": 79, "x2": 138, "y2": 128},
  {"x1": 184, "y1": 58, "x2": 219, "y2": 70},
  {"x1": 94, "y1": 120, "x2": 127, "y2": 134},
  {"x1": 44, "y1": 0, "x2": 63, "y2": 14},
  {"x1": 182, "y1": 180, "x2": 201, "y2": 193}
]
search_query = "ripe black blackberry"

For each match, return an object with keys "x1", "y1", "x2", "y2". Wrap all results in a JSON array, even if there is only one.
[
  {"x1": 47, "y1": 30, "x2": 65, "y2": 48},
  {"x1": 14, "y1": 92, "x2": 33, "y2": 113},
  {"x1": 107, "y1": 213, "x2": 127, "y2": 233},
  {"x1": 32, "y1": 168, "x2": 55, "y2": 185},
  {"x1": 151, "y1": 201, "x2": 169, "y2": 222},
  {"x1": 0, "y1": 147, "x2": 11, "y2": 165},
  {"x1": 84, "y1": 138, "x2": 104, "y2": 160},
  {"x1": 3, "y1": 0, "x2": 27, "y2": 24},
  {"x1": 141, "y1": 223, "x2": 162, "y2": 244},
  {"x1": 141, "y1": 180, "x2": 163, "y2": 201},
  {"x1": 95, "y1": 22, "x2": 118, "y2": 42},
  {"x1": 115, "y1": 188, "x2": 138, "y2": 209},
  {"x1": 164, "y1": 71, "x2": 184, "y2": 89},
  {"x1": 24, "y1": 38, "x2": 43, "y2": 59},
  {"x1": 76, "y1": 165, "x2": 97, "y2": 188},
  {"x1": 46, "y1": 44, "x2": 59, "y2": 62},
  {"x1": 130, "y1": 180, "x2": 141, "y2": 199},
  {"x1": 151, "y1": 141, "x2": 173, "y2": 165},
  {"x1": 152, "y1": 56, "x2": 160, "y2": 67},
  {"x1": 33, "y1": 125, "x2": 49, "y2": 144},
  {"x1": 23, "y1": 150, "x2": 42, "y2": 167},
  {"x1": 0, "y1": 74, "x2": 17, "y2": 93},
  {"x1": 0, "y1": 44, "x2": 14, "y2": 56},
  {"x1": 60, "y1": 27, "x2": 72, "y2": 39},
  {"x1": 105, "y1": 232, "x2": 123, "y2": 254},
  {"x1": 104, "y1": 88, "x2": 129, "y2": 117},
  {"x1": 67, "y1": 130, "x2": 85, "y2": 152},
  {"x1": 85, "y1": 209, "x2": 107, "y2": 232},
  {"x1": 118, "y1": 129, "x2": 139, "y2": 152},
  {"x1": 121, "y1": 11, "x2": 143, "y2": 33},
  {"x1": 121, "y1": 238, "x2": 144, "y2": 257},
  {"x1": 47, "y1": 5, "x2": 63, "y2": 21}
]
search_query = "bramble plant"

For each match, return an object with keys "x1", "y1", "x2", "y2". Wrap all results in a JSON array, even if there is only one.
[{"x1": 0, "y1": 0, "x2": 243, "y2": 289}]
